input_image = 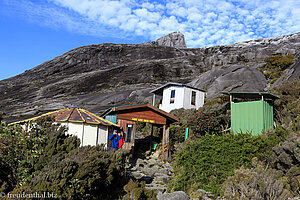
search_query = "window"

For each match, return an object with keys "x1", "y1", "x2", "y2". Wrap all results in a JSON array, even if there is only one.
[
  {"x1": 126, "y1": 124, "x2": 133, "y2": 142},
  {"x1": 191, "y1": 91, "x2": 196, "y2": 105},
  {"x1": 170, "y1": 90, "x2": 175, "y2": 104}
]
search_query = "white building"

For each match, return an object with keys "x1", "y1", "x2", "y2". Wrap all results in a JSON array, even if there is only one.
[
  {"x1": 150, "y1": 82, "x2": 206, "y2": 113},
  {"x1": 10, "y1": 107, "x2": 118, "y2": 147}
]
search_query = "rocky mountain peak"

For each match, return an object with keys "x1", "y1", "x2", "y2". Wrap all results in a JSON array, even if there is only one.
[
  {"x1": 156, "y1": 31, "x2": 187, "y2": 48},
  {"x1": 145, "y1": 31, "x2": 187, "y2": 48}
]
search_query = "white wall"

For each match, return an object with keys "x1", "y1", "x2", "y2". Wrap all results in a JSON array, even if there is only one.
[
  {"x1": 59, "y1": 122, "x2": 109, "y2": 147},
  {"x1": 182, "y1": 87, "x2": 205, "y2": 110},
  {"x1": 97, "y1": 125, "x2": 108, "y2": 147},
  {"x1": 160, "y1": 86, "x2": 184, "y2": 113},
  {"x1": 61, "y1": 122, "x2": 83, "y2": 141},
  {"x1": 159, "y1": 86, "x2": 205, "y2": 112},
  {"x1": 19, "y1": 122, "x2": 110, "y2": 147}
]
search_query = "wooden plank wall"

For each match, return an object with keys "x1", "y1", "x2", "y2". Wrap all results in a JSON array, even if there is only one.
[
  {"x1": 118, "y1": 119, "x2": 136, "y2": 151},
  {"x1": 117, "y1": 109, "x2": 166, "y2": 124}
]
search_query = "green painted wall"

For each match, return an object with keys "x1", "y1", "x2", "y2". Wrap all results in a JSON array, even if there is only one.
[
  {"x1": 231, "y1": 100, "x2": 274, "y2": 135},
  {"x1": 105, "y1": 114, "x2": 118, "y2": 124}
]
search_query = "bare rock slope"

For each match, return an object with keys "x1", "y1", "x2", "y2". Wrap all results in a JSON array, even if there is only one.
[{"x1": 1, "y1": 32, "x2": 300, "y2": 122}]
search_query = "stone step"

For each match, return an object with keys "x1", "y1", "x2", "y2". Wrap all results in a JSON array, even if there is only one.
[{"x1": 145, "y1": 183, "x2": 167, "y2": 193}]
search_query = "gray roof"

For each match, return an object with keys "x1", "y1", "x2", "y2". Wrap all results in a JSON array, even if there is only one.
[
  {"x1": 221, "y1": 91, "x2": 279, "y2": 100},
  {"x1": 150, "y1": 82, "x2": 206, "y2": 95}
]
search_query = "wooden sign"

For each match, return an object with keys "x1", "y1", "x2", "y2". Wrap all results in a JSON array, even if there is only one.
[{"x1": 131, "y1": 118, "x2": 155, "y2": 123}]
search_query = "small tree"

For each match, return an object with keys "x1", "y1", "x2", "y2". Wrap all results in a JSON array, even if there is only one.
[{"x1": 188, "y1": 111, "x2": 222, "y2": 137}]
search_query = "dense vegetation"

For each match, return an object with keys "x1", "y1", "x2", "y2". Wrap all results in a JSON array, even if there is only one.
[
  {"x1": 222, "y1": 133, "x2": 300, "y2": 199},
  {"x1": 168, "y1": 132, "x2": 284, "y2": 195},
  {"x1": 258, "y1": 54, "x2": 295, "y2": 84},
  {"x1": 123, "y1": 180, "x2": 156, "y2": 200},
  {"x1": 0, "y1": 118, "x2": 130, "y2": 199},
  {"x1": 168, "y1": 79, "x2": 300, "y2": 198},
  {"x1": 169, "y1": 96, "x2": 230, "y2": 149}
]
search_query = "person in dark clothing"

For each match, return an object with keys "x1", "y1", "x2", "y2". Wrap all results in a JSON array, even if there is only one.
[{"x1": 109, "y1": 130, "x2": 120, "y2": 151}]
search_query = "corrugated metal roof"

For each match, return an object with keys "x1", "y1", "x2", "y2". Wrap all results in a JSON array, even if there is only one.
[
  {"x1": 150, "y1": 82, "x2": 206, "y2": 95},
  {"x1": 221, "y1": 91, "x2": 279, "y2": 100},
  {"x1": 9, "y1": 108, "x2": 118, "y2": 126}
]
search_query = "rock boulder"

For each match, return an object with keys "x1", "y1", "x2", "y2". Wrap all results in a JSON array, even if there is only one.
[{"x1": 157, "y1": 191, "x2": 190, "y2": 200}]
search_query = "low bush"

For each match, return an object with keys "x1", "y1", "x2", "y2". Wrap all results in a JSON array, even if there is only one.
[
  {"x1": 0, "y1": 118, "x2": 130, "y2": 199},
  {"x1": 15, "y1": 146, "x2": 130, "y2": 199},
  {"x1": 168, "y1": 132, "x2": 284, "y2": 195},
  {"x1": 222, "y1": 159, "x2": 292, "y2": 200},
  {"x1": 188, "y1": 97, "x2": 230, "y2": 137},
  {"x1": 169, "y1": 109, "x2": 197, "y2": 149},
  {"x1": 271, "y1": 79, "x2": 300, "y2": 132},
  {"x1": 169, "y1": 97, "x2": 230, "y2": 146},
  {"x1": 258, "y1": 54, "x2": 295, "y2": 84},
  {"x1": 123, "y1": 180, "x2": 156, "y2": 200},
  {"x1": 0, "y1": 119, "x2": 54, "y2": 191}
]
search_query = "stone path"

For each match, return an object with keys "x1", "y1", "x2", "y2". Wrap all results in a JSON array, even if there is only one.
[{"x1": 125, "y1": 149, "x2": 174, "y2": 195}]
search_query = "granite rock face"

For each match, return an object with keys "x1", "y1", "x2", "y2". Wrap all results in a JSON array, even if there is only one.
[
  {"x1": 272, "y1": 136, "x2": 300, "y2": 173},
  {"x1": 156, "y1": 31, "x2": 187, "y2": 48},
  {"x1": 145, "y1": 31, "x2": 187, "y2": 48},
  {"x1": 0, "y1": 32, "x2": 300, "y2": 122}
]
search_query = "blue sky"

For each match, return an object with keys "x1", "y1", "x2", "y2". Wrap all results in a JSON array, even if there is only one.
[{"x1": 0, "y1": 0, "x2": 299, "y2": 81}]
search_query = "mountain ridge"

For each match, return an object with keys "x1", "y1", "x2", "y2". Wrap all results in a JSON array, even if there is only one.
[{"x1": 1, "y1": 32, "x2": 300, "y2": 123}]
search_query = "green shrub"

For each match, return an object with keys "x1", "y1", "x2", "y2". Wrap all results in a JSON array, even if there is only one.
[
  {"x1": 0, "y1": 118, "x2": 130, "y2": 199},
  {"x1": 258, "y1": 54, "x2": 295, "y2": 84},
  {"x1": 222, "y1": 159, "x2": 292, "y2": 200},
  {"x1": 188, "y1": 99, "x2": 230, "y2": 137},
  {"x1": 17, "y1": 146, "x2": 130, "y2": 199},
  {"x1": 123, "y1": 180, "x2": 156, "y2": 200},
  {"x1": 170, "y1": 97, "x2": 230, "y2": 140},
  {"x1": 0, "y1": 118, "x2": 58, "y2": 189},
  {"x1": 169, "y1": 123, "x2": 188, "y2": 145},
  {"x1": 271, "y1": 79, "x2": 300, "y2": 132},
  {"x1": 0, "y1": 158, "x2": 16, "y2": 193},
  {"x1": 264, "y1": 54, "x2": 295, "y2": 70},
  {"x1": 168, "y1": 132, "x2": 284, "y2": 195},
  {"x1": 169, "y1": 109, "x2": 197, "y2": 152},
  {"x1": 188, "y1": 111, "x2": 222, "y2": 136}
]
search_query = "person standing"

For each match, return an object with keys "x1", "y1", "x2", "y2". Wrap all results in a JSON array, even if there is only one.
[
  {"x1": 118, "y1": 132, "x2": 125, "y2": 149},
  {"x1": 109, "y1": 130, "x2": 120, "y2": 151}
]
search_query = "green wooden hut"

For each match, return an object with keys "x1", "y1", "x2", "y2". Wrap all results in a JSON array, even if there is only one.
[{"x1": 222, "y1": 92, "x2": 279, "y2": 135}]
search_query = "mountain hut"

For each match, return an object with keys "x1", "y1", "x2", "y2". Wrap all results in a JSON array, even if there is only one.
[
  {"x1": 10, "y1": 107, "x2": 118, "y2": 147},
  {"x1": 222, "y1": 91, "x2": 279, "y2": 135},
  {"x1": 101, "y1": 103, "x2": 179, "y2": 161},
  {"x1": 151, "y1": 82, "x2": 206, "y2": 113}
]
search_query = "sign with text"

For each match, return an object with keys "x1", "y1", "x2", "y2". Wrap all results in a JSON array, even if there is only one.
[{"x1": 131, "y1": 118, "x2": 155, "y2": 123}]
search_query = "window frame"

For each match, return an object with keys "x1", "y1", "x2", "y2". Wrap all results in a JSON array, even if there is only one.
[
  {"x1": 191, "y1": 91, "x2": 196, "y2": 106},
  {"x1": 170, "y1": 89, "x2": 175, "y2": 104}
]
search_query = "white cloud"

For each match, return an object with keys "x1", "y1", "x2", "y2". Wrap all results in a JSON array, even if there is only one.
[
  {"x1": 2, "y1": 0, "x2": 300, "y2": 47},
  {"x1": 187, "y1": 12, "x2": 203, "y2": 22},
  {"x1": 141, "y1": 2, "x2": 155, "y2": 10}
]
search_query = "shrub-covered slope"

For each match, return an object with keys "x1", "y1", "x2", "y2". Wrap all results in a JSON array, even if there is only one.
[
  {"x1": 168, "y1": 80, "x2": 300, "y2": 198},
  {"x1": 0, "y1": 119, "x2": 129, "y2": 199}
]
